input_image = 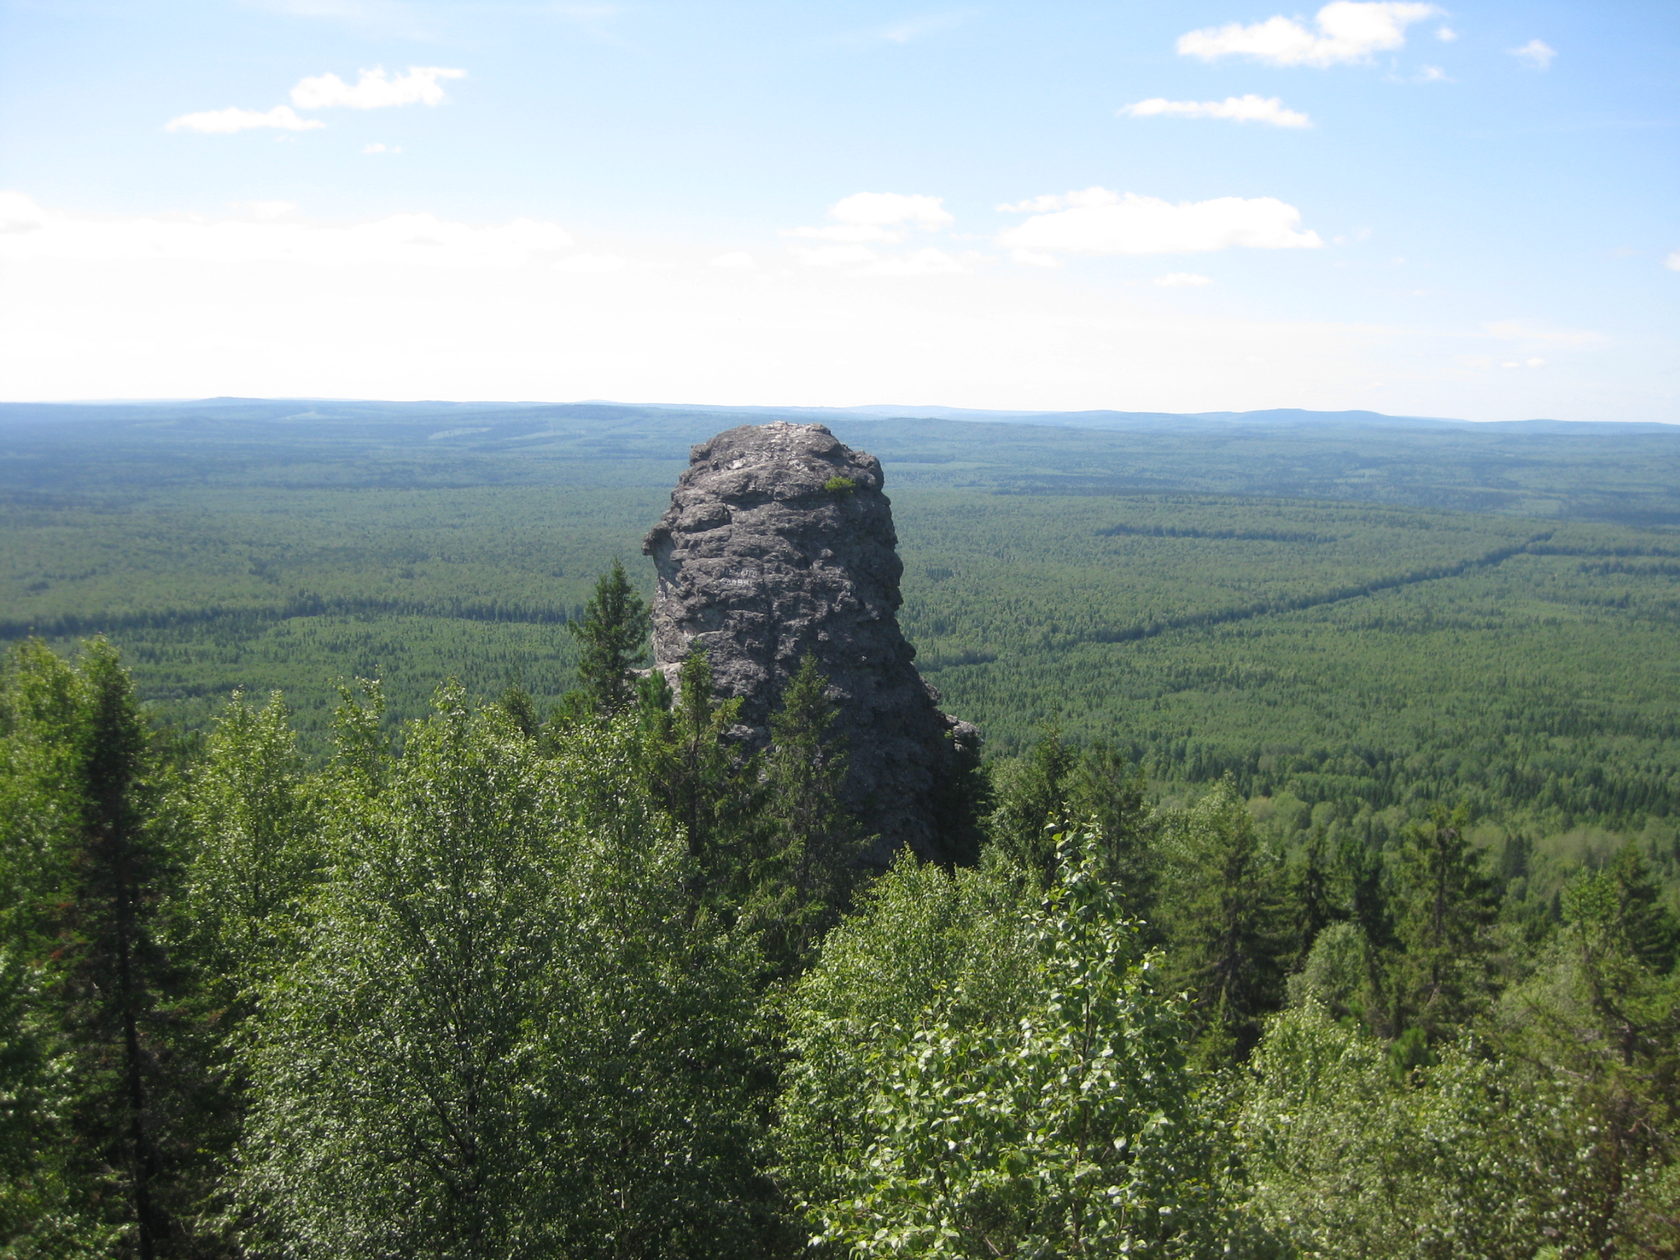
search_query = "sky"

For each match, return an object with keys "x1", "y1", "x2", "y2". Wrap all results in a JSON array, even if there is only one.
[{"x1": 0, "y1": 1, "x2": 1676, "y2": 421}]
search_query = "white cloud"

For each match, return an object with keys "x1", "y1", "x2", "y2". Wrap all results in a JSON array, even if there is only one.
[
  {"x1": 290, "y1": 65, "x2": 465, "y2": 110},
  {"x1": 166, "y1": 104, "x2": 325, "y2": 133},
  {"x1": 1178, "y1": 2, "x2": 1441, "y2": 67},
  {"x1": 1666, "y1": 250, "x2": 1680, "y2": 272},
  {"x1": 1120, "y1": 94, "x2": 1311, "y2": 127},
  {"x1": 0, "y1": 191, "x2": 49, "y2": 233},
  {"x1": 1155, "y1": 272, "x2": 1213, "y2": 287},
  {"x1": 1009, "y1": 248, "x2": 1061, "y2": 268},
  {"x1": 831, "y1": 191, "x2": 953, "y2": 230},
  {"x1": 1416, "y1": 65, "x2": 1447, "y2": 82},
  {"x1": 1435, "y1": 25, "x2": 1457, "y2": 41},
  {"x1": 0, "y1": 202, "x2": 574, "y2": 269},
  {"x1": 998, "y1": 189, "x2": 1323, "y2": 255},
  {"x1": 997, "y1": 188, "x2": 1115, "y2": 214},
  {"x1": 710, "y1": 250, "x2": 758, "y2": 270},
  {"x1": 1509, "y1": 39, "x2": 1556, "y2": 70},
  {"x1": 786, "y1": 192, "x2": 954, "y2": 246},
  {"x1": 362, "y1": 142, "x2": 403, "y2": 155}
]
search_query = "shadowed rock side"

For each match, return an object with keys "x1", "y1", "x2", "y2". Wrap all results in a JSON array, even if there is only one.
[{"x1": 644, "y1": 421, "x2": 980, "y2": 864}]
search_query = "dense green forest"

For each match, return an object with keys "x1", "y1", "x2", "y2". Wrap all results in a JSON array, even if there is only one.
[{"x1": 3, "y1": 400, "x2": 1679, "y2": 1254}]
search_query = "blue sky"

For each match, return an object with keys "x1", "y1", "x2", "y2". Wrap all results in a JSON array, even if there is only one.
[{"x1": 1, "y1": 0, "x2": 1675, "y2": 420}]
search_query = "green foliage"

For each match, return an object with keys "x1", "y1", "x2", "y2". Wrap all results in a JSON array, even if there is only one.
[
  {"x1": 744, "y1": 654, "x2": 870, "y2": 972},
  {"x1": 1389, "y1": 805, "x2": 1499, "y2": 1042},
  {"x1": 237, "y1": 690, "x2": 772, "y2": 1258},
  {"x1": 987, "y1": 727, "x2": 1077, "y2": 880},
  {"x1": 0, "y1": 639, "x2": 182, "y2": 1255},
  {"x1": 1156, "y1": 779, "x2": 1290, "y2": 1062},
  {"x1": 566, "y1": 557, "x2": 651, "y2": 716},
  {"x1": 174, "y1": 689, "x2": 322, "y2": 998},
  {"x1": 640, "y1": 649, "x2": 760, "y2": 905},
  {"x1": 988, "y1": 732, "x2": 1158, "y2": 909},
  {"x1": 778, "y1": 835, "x2": 1228, "y2": 1257},
  {"x1": 1239, "y1": 1003, "x2": 1585, "y2": 1257},
  {"x1": 1489, "y1": 852, "x2": 1680, "y2": 1252},
  {"x1": 821, "y1": 475, "x2": 856, "y2": 495}
]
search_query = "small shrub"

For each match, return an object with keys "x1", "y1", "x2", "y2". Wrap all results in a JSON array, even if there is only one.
[{"x1": 823, "y1": 475, "x2": 856, "y2": 495}]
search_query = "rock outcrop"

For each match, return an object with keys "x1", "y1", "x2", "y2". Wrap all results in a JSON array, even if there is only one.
[{"x1": 643, "y1": 422, "x2": 979, "y2": 863}]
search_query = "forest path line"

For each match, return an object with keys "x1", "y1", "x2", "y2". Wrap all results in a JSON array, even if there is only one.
[
  {"x1": 0, "y1": 593, "x2": 572, "y2": 642},
  {"x1": 1080, "y1": 531, "x2": 1555, "y2": 648}
]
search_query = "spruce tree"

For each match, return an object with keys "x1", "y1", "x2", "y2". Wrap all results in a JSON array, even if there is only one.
[
  {"x1": 566, "y1": 559, "x2": 650, "y2": 717},
  {"x1": 1157, "y1": 778, "x2": 1288, "y2": 1062},
  {"x1": 750, "y1": 654, "x2": 870, "y2": 970},
  {"x1": 1390, "y1": 804, "x2": 1498, "y2": 1044}
]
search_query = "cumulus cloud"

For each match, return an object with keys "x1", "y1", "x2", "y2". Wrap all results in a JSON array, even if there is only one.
[
  {"x1": 1435, "y1": 25, "x2": 1457, "y2": 41},
  {"x1": 998, "y1": 189, "x2": 1323, "y2": 255},
  {"x1": 1120, "y1": 94, "x2": 1311, "y2": 127},
  {"x1": 786, "y1": 192, "x2": 954, "y2": 244},
  {"x1": 1178, "y1": 2, "x2": 1441, "y2": 67},
  {"x1": 1666, "y1": 250, "x2": 1680, "y2": 272},
  {"x1": 362, "y1": 142, "x2": 403, "y2": 155},
  {"x1": 166, "y1": 104, "x2": 325, "y2": 133},
  {"x1": 290, "y1": 65, "x2": 465, "y2": 110},
  {"x1": 0, "y1": 201, "x2": 574, "y2": 269},
  {"x1": 1155, "y1": 272, "x2": 1214, "y2": 287},
  {"x1": 1509, "y1": 39, "x2": 1556, "y2": 70}
]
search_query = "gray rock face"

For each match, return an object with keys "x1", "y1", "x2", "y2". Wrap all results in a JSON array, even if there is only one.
[{"x1": 643, "y1": 421, "x2": 979, "y2": 863}]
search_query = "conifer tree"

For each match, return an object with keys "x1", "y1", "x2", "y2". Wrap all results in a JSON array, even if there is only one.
[
  {"x1": 1390, "y1": 804, "x2": 1498, "y2": 1044},
  {"x1": 0, "y1": 640, "x2": 176, "y2": 1255},
  {"x1": 1157, "y1": 778, "x2": 1288, "y2": 1062},
  {"x1": 566, "y1": 559, "x2": 650, "y2": 717},
  {"x1": 749, "y1": 654, "x2": 870, "y2": 969},
  {"x1": 1068, "y1": 741, "x2": 1157, "y2": 920},
  {"x1": 642, "y1": 649, "x2": 758, "y2": 906},
  {"x1": 988, "y1": 728, "x2": 1075, "y2": 880}
]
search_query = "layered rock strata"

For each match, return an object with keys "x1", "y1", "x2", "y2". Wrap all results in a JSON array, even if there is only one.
[{"x1": 643, "y1": 421, "x2": 979, "y2": 863}]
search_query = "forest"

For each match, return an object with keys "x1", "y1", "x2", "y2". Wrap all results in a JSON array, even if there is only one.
[{"x1": 2, "y1": 399, "x2": 1678, "y2": 1256}]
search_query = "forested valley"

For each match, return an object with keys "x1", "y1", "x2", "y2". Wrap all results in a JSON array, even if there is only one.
[{"x1": 3, "y1": 400, "x2": 1679, "y2": 1256}]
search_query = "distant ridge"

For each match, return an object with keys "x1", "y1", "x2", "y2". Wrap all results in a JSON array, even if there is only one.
[{"x1": 2, "y1": 397, "x2": 1673, "y2": 434}]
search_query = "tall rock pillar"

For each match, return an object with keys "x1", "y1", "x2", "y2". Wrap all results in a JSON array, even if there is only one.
[{"x1": 643, "y1": 421, "x2": 979, "y2": 863}]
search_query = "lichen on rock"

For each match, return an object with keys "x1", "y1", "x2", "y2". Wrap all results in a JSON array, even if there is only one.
[{"x1": 644, "y1": 421, "x2": 980, "y2": 863}]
